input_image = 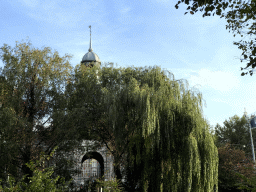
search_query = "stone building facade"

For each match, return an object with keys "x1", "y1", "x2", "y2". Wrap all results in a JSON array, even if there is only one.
[{"x1": 71, "y1": 141, "x2": 115, "y2": 186}]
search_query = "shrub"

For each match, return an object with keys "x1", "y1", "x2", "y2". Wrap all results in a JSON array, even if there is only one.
[{"x1": 0, "y1": 147, "x2": 71, "y2": 192}]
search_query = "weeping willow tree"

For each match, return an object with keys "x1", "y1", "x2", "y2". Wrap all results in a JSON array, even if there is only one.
[{"x1": 72, "y1": 64, "x2": 218, "y2": 192}]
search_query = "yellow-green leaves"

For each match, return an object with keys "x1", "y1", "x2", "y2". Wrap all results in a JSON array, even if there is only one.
[{"x1": 83, "y1": 65, "x2": 218, "y2": 191}]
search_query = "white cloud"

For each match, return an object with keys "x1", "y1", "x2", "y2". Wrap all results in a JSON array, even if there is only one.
[
  {"x1": 120, "y1": 7, "x2": 131, "y2": 15},
  {"x1": 41, "y1": 0, "x2": 57, "y2": 11},
  {"x1": 189, "y1": 69, "x2": 240, "y2": 92},
  {"x1": 168, "y1": 68, "x2": 240, "y2": 93},
  {"x1": 13, "y1": 0, "x2": 104, "y2": 28},
  {"x1": 156, "y1": 0, "x2": 170, "y2": 3},
  {"x1": 211, "y1": 97, "x2": 228, "y2": 103},
  {"x1": 19, "y1": 0, "x2": 39, "y2": 7},
  {"x1": 27, "y1": 3, "x2": 84, "y2": 26}
]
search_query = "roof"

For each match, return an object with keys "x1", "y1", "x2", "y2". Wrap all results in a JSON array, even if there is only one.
[
  {"x1": 81, "y1": 26, "x2": 101, "y2": 64},
  {"x1": 82, "y1": 50, "x2": 101, "y2": 63}
]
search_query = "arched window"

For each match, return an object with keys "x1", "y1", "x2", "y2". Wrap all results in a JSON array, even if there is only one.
[{"x1": 82, "y1": 158, "x2": 101, "y2": 178}]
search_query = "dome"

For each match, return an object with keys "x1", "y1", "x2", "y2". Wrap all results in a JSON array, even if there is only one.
[
  {"x1": 81, "y1": 25, "x2": 101, "y2": 65},
  {"x1": 81, "y1": 50, "x2": 101, "y2": 63}
]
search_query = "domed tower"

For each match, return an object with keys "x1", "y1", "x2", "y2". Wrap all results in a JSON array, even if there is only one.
[{"x1": 81, "y1": 26, "x2": 101, "y2": 68}]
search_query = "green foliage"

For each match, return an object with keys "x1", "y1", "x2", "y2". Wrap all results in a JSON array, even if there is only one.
[
  {"x1": 213, "y1": 115, "x2": 256, "y2": 191},
  {"x1": 218, "y1": 143, "x2": 255, "y2": 191},
  {"x1": 0, "y1": 39, "x2": 79, "y2": 184},
  {"x1": 175, "y1": 0, "x2": 256, "y2": 76},
  {"x1": 214, "y1": 115, "x2": 255, "y2": 158},
  {"x1": 73, "y1": 65, "x2": 218, "y2": 191},
  {"x1": 235, "y1": 167, "x2": 256, "y2": 191},
  {"x1": 1, "y1": 39, "x2": 219, "y2": 191},
  {"x1": 175, "y1": 0, "x2": 230, "y2": 17},
  {"x1": 0, "y1": 147, "x2": 70, "y2": 192},
  {"x1": 95, "y1": 177, "x2": 124, "y2": 192}
]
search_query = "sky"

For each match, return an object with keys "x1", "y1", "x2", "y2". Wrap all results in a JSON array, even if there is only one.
[{"x1": 1, "y1": 0, "x2": 255, "y2": 130}]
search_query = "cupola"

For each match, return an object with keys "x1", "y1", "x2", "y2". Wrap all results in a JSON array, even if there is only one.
[{"x1": 81, "y1": 25, "x2": 101, "y2": 67}]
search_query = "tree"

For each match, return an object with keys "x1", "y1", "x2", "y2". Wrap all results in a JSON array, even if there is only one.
[
  {"x1": 175, "y1": 0, "x2": 256, "y2": 76},
  {"x1": 72, "y1": 64, "x2": 218, "y2": 191},
  {"x1": 214, "y1": 115, "x2": 256, "y2": 159},
  {"x1": 0, "y1": 40, "x2": 79, "y2": 184},
  {"x1": 212, "y1": 115, "x2": 256, "y2": 191},
  {"x1": 218, "y1": 143, "x2": 255, "y2": 192},
  {"x1": 0, "y1": 147, "x2": 71, "y2": 192},
  {"x1": 235, "y1": 168, "x2": 256, "y2": 191}
]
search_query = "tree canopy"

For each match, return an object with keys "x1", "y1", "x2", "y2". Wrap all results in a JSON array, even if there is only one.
[
  {"x1": 218, "y1": 143, "x2": 255, "y2": 192},
  {"x1": 0, "y1": 40, "x2": 219, "y2": 191},
  {"x1": 175, "y1": 0, "x2": 256, "y2": 76},
  {"x1": 71, "y1": 64, "x2": 219, "y2": 191},
  {"x1": 214, "y1": 114, "x2": 256, "y2": 158},
  {"x1": 212, "y1": 114, "x2": 256, "y2": 191},
  {"x1": 0, "y1": 40, "x2": 79, "y2": 184}
]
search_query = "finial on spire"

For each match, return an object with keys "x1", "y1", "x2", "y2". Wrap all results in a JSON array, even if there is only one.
[
  {"x1": 88, "y1": 25, "x2": 93, "y2": 52},
  {"x1": 244, "y1": 107, "x2": 247, "y2": 117}
]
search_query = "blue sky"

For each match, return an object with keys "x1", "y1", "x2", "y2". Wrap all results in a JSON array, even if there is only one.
[{"x1": 1, "y1": 0, "x2": 255, "y2": 129}]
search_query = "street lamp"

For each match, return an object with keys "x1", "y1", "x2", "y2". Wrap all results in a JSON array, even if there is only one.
[
  {"x1": 251, "y1": 115, "x2": 256, "y2": 128},
  {"x1": 244, "y1": 110, "x2": 256, "y2": 164}
]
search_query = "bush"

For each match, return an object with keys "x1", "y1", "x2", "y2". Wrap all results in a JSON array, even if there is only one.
[
  {"x1": 95, "y1": 177, "x2": 124, "y2": 192},
  {"x1": 234, "y1": 165, "x2": 256, "y2": 192},
  {"x1": 0, "y1": 147, "x2": 71, "y2": 192}
]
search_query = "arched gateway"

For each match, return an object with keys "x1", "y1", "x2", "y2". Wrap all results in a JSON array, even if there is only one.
[{"x1": 71, "y1": 140, "x2": 114, "y2": 186}]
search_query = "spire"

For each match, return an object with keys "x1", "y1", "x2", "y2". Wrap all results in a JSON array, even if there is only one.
[
  {"x1": 88, "y1": 25, "x2": 93, "y2": 52},
  {"x1": 244, "y1": 107, "x2": 247, "y2": 117}
]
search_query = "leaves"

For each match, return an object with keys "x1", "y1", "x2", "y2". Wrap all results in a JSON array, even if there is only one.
[
  {"x1": 213, "y1": 115, "x2": 256, "y2": 190},
  {"x1": 175, "y1": 0, "x2": 256, "y2": 76},
  {"x1": 71, "y1": 65, "x2": 218, "y2": 191},
  {"x1": 218, "y1": 143, "x2": 256, "y2": 191},
  {"x1": 0, "y1": 148, "x2": 70, "y2": 191},
  {"x1": 1, "y1": 40, "x2": 219, "y2": 191},
  {"x1": 0, "y1": 39, "x2": 77, "y2": 185}
]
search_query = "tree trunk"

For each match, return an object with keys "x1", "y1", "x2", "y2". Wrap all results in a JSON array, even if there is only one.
[
  {"x1": 114, "y1": 163, "x2": 122, "y2": 181},
  {"x1": 21, "y1": 145, "x2": 33, "y2": 184}
]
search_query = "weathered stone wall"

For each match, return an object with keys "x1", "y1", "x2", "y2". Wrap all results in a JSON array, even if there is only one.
[{"x1": 70, "y1": 140, "x2": 115, "y2": 186}]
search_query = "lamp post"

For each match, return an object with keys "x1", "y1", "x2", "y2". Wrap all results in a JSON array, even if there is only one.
[
  {"x1": 250, "y1": 117, "x2": 256, "y2": 164},
  {"x1": 244, "y1": 109, "x2": 256, "y2": 164}
]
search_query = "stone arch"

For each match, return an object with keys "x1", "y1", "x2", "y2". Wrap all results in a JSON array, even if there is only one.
[{"x1": 81, "y1": 151, "x2": 104, "y2": 179}]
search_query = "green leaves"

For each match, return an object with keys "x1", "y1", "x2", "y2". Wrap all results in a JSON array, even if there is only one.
[
  {"x1": 0, "y1": 39, "x2": 76, "y2": 185},
  {"x1": 175, "y1": 0, "x2": 256, "y2": 76},
  {"x1": 95, "y1": 177, "x2": 124, "y2": 192},
  {"x1": 72, "y1": 65, "x2": 218, "y2": 191},
  {"x1": 101, "y1": 66, "x2": 217, "y2": 191},
  {"x1": 213, "y1": 115, "x2": 256, "y2": 190},
  {"x1": 0, "y1": 39, "x2": 219, "y2": 191},
  {"x1": 0, "y1": 148, "x2": 70, "y2": 192}
]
